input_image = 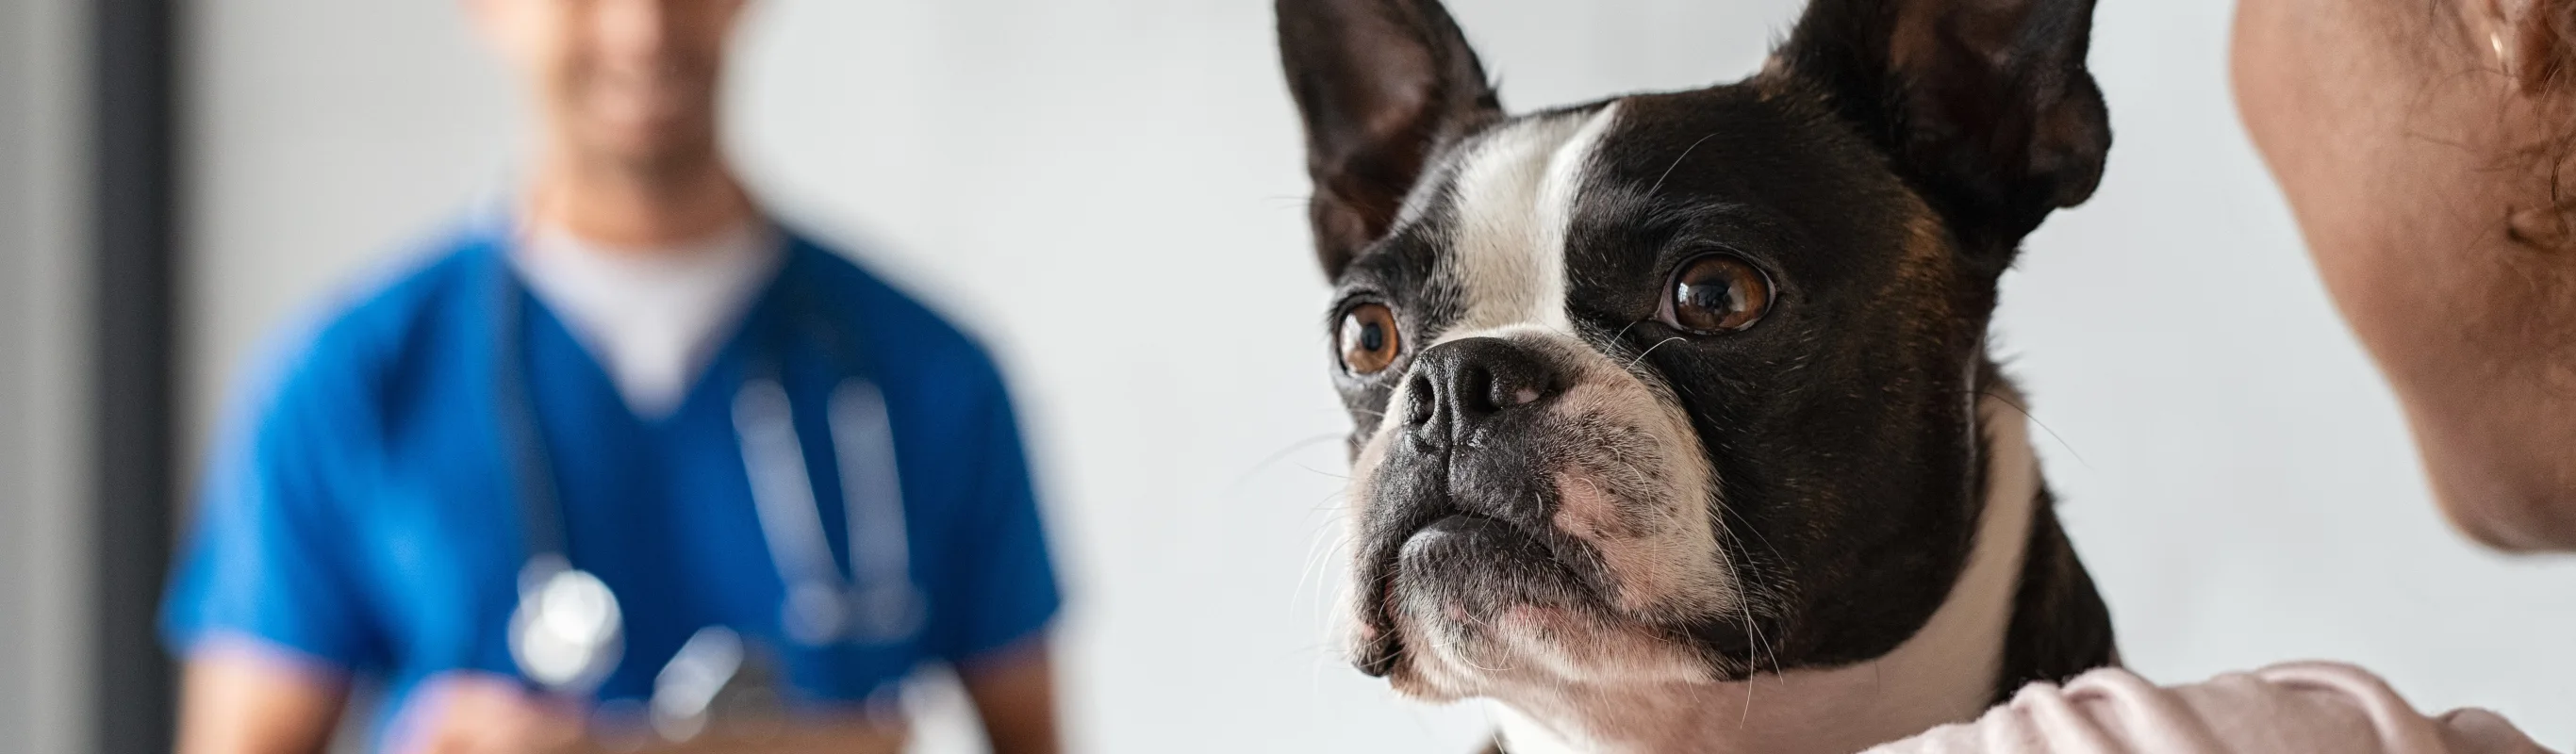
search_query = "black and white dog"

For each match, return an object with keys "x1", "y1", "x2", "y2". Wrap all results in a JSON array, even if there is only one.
[{"x1": 1276, "y1": 0, "x2": 2118, "y2": 751}]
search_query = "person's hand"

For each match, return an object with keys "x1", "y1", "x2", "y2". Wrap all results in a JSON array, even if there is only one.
[
  {"x1": 386, "y1": 669, "x2": 916, "y2": 754},
  {"x1": 388, "y1": 672, "x2": 590, "y2": 754}
]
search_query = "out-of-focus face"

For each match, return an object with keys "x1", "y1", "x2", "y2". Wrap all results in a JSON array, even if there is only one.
[
  {"x1": 470, "y1": 0, "x2": 749, "y2": 170},
  {"x1": 2235, "y1": 0, "x2": 2576, "y2": 550}
]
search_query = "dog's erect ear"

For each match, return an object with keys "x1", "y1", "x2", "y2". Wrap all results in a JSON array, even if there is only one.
[
  {"x1": 1775, "y1": 0, "x2": 2108, "y2": 267},
  {"x1": 1278, "y1": 0, "x2": 1502, "y2": 279}
]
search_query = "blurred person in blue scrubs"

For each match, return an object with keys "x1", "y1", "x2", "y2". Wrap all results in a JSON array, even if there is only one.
[{"x1": 161, "y1": 1, "x2": 1063, "y2": 752}]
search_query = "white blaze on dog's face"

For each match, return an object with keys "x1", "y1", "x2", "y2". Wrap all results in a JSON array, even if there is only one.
[{"x1": 1280, "y1": 0, "x2": 2115, "y2": 716}]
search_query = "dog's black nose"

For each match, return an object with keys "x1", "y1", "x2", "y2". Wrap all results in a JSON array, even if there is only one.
[{"x1": 1404, "y1": 337, "x2": 1561, "y2": 446}]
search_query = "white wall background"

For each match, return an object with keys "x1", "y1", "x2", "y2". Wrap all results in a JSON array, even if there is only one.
[
  {"x1": 1, "y1": 0, "x2": 95, "y2": 750},
  {"x1": 179, "y1": 1, "x2": 2576, "y2": 752}
]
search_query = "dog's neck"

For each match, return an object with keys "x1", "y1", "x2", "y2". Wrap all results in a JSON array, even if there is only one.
[{"x1": 1489, "y1": 392, "x2": 2041, "y2": 754}]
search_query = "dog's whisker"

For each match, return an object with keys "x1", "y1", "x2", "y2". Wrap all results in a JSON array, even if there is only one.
[
  {"x1": 1699, "y1": 504, "x2": 1769, "y2": 719},
  {"x1": 1296, "y1": 529, "x2": 1353, "y2": 614},
  {"x1": 1647, "y1": 130, "x2": 1725, "y2": 198},
  {"x1": 1224, "y1": 432, "x2": 1353, "y2": 498},
  {"x1": 1724, "y1": 507, "x2": 1792, "y2": 683},
  {"x1": 1970, "y1": 387, "x2": 2091, "y2": 469},
  {"x1": 1295, "y1": 464, "x2": 1350, "y2": 481},
  {"x1": 1626, "y1": 336, "x2": 1688, "y2": 372},
  {"x1": 1610, "y1": 319, "x2": 1647, "y2": 345}
]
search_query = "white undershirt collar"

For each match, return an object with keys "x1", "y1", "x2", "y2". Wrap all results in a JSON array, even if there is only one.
[{"x1": 508, "y1": 221, "x2": 785, "y2": 418}]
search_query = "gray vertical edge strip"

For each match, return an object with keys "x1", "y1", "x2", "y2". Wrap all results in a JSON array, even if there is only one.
[
  {"x1": 5, "y1": 0, "x2": 98, "y2": 749},
  {"x1": 92, "y1": 0, "x2": 180, "y2": 749}
]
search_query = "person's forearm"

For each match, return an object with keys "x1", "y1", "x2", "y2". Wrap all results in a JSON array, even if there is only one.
[
  {"x1": 984, "y1": 721, "x2": 1061, "y2": 754},
  {"x1": 962, "y1": 642, "x2": 1063, "y2": 754},
  {"x1": 176, "y1": 643, "x2": 352, "y2": 754}
]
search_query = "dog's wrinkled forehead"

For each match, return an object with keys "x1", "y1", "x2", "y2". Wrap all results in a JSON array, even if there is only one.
[{"x1": 1382, "y1": 103, "x2": 1624, "y2": 341}]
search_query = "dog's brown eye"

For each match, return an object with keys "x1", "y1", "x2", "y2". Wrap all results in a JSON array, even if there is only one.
[
  {"x1": 1662, "y1": 254, "x2": 1772, "y2": 334},
  {"x1": 1337, "y1": 303, "x2": 1403, "y2": 374}
]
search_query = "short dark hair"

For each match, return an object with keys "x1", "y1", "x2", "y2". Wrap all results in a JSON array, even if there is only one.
[{"x1": 2506, "y1": 1, "x2": 2576, "y2": 251}]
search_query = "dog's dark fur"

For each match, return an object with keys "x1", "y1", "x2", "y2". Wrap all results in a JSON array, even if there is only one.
[{"x1": 1277, "y1": 0, "x2": 2117, "y2": 749}]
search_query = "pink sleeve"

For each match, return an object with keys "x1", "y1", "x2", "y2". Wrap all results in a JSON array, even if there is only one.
[{"x1": 1868, "y1": 663, "x2": 2558, "y2": 754}]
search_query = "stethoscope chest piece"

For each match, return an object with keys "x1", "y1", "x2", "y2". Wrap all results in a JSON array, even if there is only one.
[
  {"x1": 780, "y1": 581, "x2": 850, "y2": 647},
  {"x1": 510, "y1": 554, "x2": 625, "y2": 693},
  {"x1": 845, "y1": 577, "x2": 924, "y2": 643},
  {"x1": 778, "y1": 574, "x2": 925, "y2": 647}
]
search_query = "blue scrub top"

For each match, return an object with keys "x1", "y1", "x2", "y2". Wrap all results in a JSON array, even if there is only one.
[{"x1": 161, "y1": 218, "x2": 1061, "y2": 746}]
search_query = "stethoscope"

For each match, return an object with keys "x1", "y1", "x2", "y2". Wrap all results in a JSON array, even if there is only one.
[{"x1": 489, "y1": 238, "x2": 927, "y2": 698}]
